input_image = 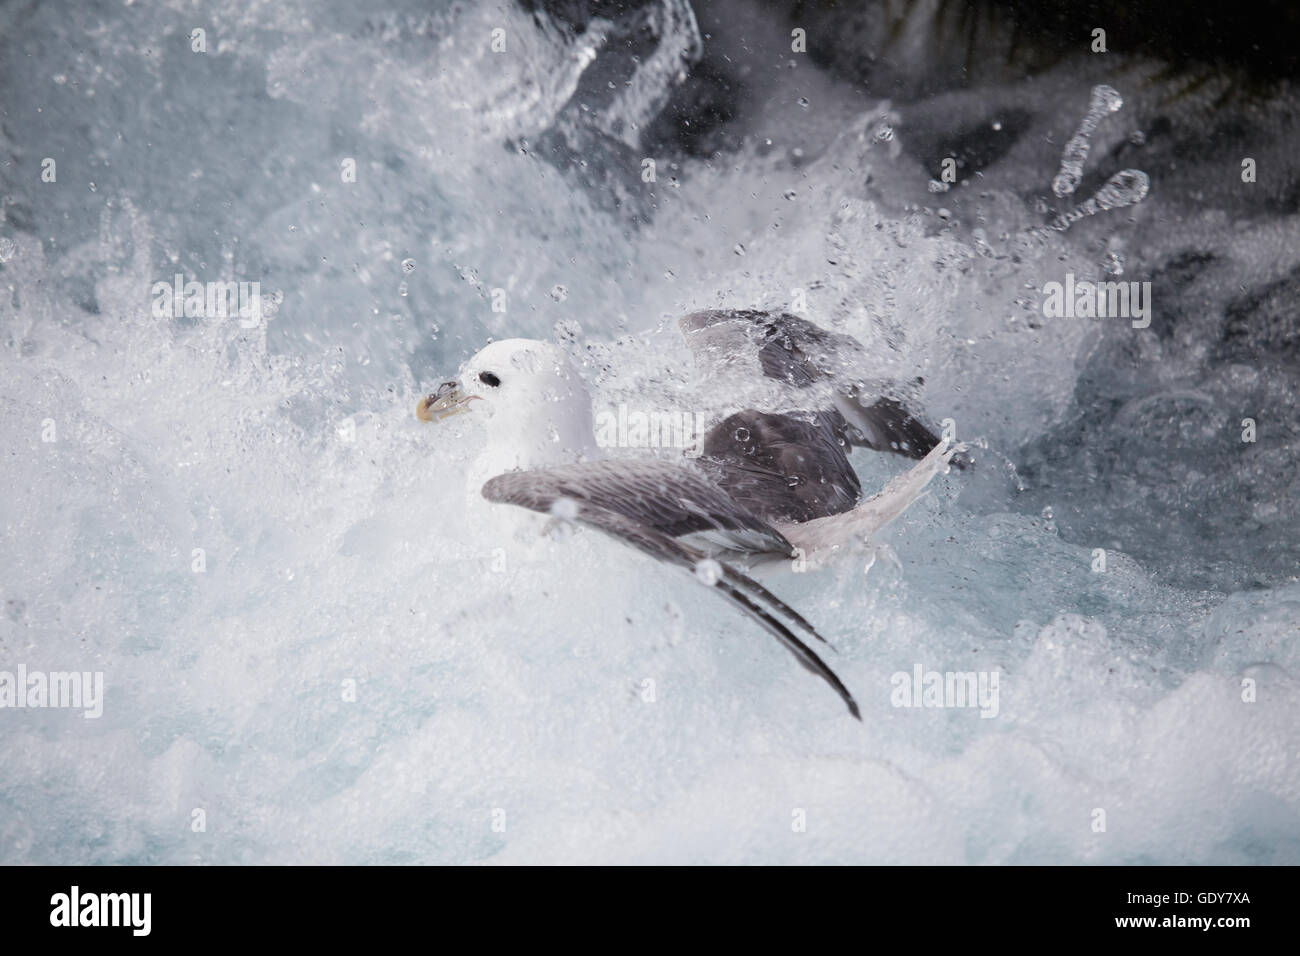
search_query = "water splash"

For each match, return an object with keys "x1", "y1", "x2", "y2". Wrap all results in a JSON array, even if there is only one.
[
  {"x1": 591, "y1": 0, "x2": 702, "y2": 150},
  {"x1": 1017, "y1": 168, "x2": 1151, "y2": 248},
  {"x1": 1049, "y1": 168, "x2": 1150, "y2": 230},
  {"x1": 1052, "y1": 84, "x2": 1124, "y2": 197}
]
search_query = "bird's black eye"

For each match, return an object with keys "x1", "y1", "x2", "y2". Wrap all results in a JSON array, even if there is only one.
[{"x1": 478, "y1": 371, "x2": 501, "y2": 388}]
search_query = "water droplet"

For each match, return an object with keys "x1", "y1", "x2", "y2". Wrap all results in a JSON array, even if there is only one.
[
  {"x1": 401, "y1": 258, "x2": 416, "y2": 274},
  {"x1": 549, "y1": 284, "x2": 568, "y2": 302},
  {"x1": 783, "y1": 189, "x2": 797, "y2": 201},
  {"x1": 797, "y1": 97, "x2": 809, "y2": 109},
  {"x1": 694, "y1": 559, "x2": 722, "y2": 586},
  {"x1": 549, "y1": 497, "x2": 579, "y2": 522},
  {"x1": 1053, "y1": 85, "x2": 1126, "y2": 198},
  {"x1": 553, "y1": 318, "x2": 582, "y2": 341},
  {"x1": 928, "y1": 180, "x2": 949, "y2": 193},
  {"x1": 398, "y1": 281, "x2": 409, "y2": 297},
  {"x1": 1093, "y1": 169, "x2": 1149, "y2": 210},
  {"x1": 733, "y1": 427, "x2": 750, "y2": 443},
  {"x1": 0, "y1": 237, "x2": 16, "y2": 262},
  {"x1": 733, "y1": 244, "x2": 746, "y2": 256}
]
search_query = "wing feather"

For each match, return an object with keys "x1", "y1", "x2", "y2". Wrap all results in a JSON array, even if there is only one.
[
  {"x1": 680, "y1": 309, "x2": 959, "y2": 465},
  {"x1": 481, "y1": 465, "x2": 861, "y2": 718},
  {"x1": 483, "y1": 458, "x2": 793, "y2": 555}
]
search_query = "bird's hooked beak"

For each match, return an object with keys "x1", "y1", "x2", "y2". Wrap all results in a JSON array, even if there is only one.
[{"x1": 416, "y1": 380, "x2": 480, "y2": 423}]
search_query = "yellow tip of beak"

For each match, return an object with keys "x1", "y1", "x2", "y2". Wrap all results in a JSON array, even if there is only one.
[{"x1": 417, "y1": 388, "x2": 479, "y2": 423}]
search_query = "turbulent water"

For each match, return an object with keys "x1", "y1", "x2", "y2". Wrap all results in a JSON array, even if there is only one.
[{"x1": 1, "y1": 0, "x2": 1297, "y2": 864}]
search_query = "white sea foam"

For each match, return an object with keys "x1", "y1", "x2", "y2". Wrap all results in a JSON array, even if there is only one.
[{"x1": 0, "y1": 0, "x2": 1296, "y2": 864}]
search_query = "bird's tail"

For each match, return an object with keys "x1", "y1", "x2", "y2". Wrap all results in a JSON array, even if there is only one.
[{"x1": 779, "y1": 438, "x2": 957, "y2": 558}]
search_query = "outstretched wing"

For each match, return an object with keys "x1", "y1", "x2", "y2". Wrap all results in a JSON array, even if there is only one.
[
  {"x1": 680, "y1": 308, "x2": 952, "y2": 463},
  {"x1": 679, "y1": 308, "x2": 864, "y2": 386},
  {"x1": 482, "y1": 458, "x2": 793, "y2": 555},
  {"x1": 482, "y1": 460, "x2": 861, "y2": 719}
]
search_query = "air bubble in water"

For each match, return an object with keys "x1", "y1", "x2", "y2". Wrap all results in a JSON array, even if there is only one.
[
  {"x1": 1039, "y1": 168, "x2": 1150, "y2": 236},
  {"x1": 1091, "y1": 169, "x2": 1149, "y2": 210}
]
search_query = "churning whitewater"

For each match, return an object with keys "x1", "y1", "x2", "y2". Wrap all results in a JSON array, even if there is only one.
[{"x1": 1, "y1": 0, "x2": 1298, "y2": 864}]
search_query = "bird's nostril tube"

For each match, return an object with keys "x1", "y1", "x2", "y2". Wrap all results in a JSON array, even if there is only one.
[{"x1": 436, "y1": 380, "x2": 459, "y2": 397}]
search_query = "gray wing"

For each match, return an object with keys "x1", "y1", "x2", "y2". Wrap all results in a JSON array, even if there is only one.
[
  {"x1": 482, "y1": 460, "x2": 861, "y2": 719},
  {"x1": 483, "y1": 458, "x2": 793, "y2": 555},
  {"x1": 696, "y1": 410, "x2": 862, "y2": 524},
  {"x1": 680, "y1": 309, "x2": 953, "y2": 463},
  {"x1": 679, "y1": 308, "x2": 864, "y2": 386}
]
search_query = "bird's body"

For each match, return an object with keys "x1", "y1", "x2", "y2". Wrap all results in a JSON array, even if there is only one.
[{"x1": 419, "y1": 312, "x2": 960, "y2": 718}]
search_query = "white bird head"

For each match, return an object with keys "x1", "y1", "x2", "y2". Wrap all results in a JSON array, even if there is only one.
[{"x1": 418, "y1": 338, "x2": 595, "y2": 474}]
